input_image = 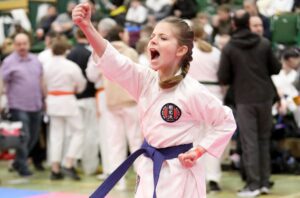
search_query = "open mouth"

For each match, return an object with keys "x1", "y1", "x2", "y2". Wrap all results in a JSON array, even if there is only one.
[{"x1": 150, "y1": 48, "x2": 160, "y2": 60}]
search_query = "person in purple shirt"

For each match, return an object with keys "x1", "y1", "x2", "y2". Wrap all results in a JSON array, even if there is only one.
[{"x1": 1, "y1": 33, "x2": 43, "y2": 177}]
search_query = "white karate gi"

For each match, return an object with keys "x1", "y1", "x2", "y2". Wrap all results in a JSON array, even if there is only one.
[
  {"x1": 86, "y1": 58, "x2": 110, "y2": 175},
  {"x1": 92, "y1": 42, "x2": 236, "y2": 198},
  {"x1": 43, "y1": 56, "x2": 86, "y2": 164},
  {"x1": 189, "y1": 45, "x2": 223, "y2": 184}
]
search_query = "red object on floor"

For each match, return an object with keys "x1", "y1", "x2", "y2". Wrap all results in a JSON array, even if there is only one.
[{"x1": 0, "y1": 150, "x2": 15, "y2": 160}]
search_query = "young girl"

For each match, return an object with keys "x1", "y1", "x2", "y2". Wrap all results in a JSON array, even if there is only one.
[{"x1": 72, "y1": 3, "x2": 236, "y2": 198}]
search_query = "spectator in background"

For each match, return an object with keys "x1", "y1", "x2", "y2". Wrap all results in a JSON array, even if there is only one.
[
  {"x1": 97, "y1": 17, "x2": 117, "y2": 38},
  {"x1": 102, "y1": 0, "x2": 127, "y2": 25},
  {"x1": 243, "y1": 0, "x2": 271, "y2": 39},
  {"x1": 0, "y1": 38, "x2": 14, "y2": 61},
  {"x1": 38, "y1": 31, "x2": 57, "y2": 66},
  {"x1": 1, "y1": 33, "x2": 43, "y2": 177},
  {"x1": 36, "y1": 5, "x2": 58, "y2": 40},
  {"x1": 136, "y1": 37, "x2": 150, "y2": 66},
  {"x1": 249, "y1": 16, "x2": 264, "y2": 37},
  {"x1": 172, "y1": 0, "x2": 198, "y2": 19},
  {"x1": 146, "y1": 0, "x2": 172, "y2": 21},
  {"x1": 67, "y1": 29, "x2": 98, "y2": 175},
  {"x1": 218, "y1": 10, "x2": 281, "y2": 197},
  {"x1": 85, "y1": 17, "x2": 117, "y2": 180},
  {"x1": 125, "y1": 0, "x2": 148, "y2": 26},
  {"x1": 195, "y1": 13, "x2": 213, "y2": 40},
  {"x1": 257, "y1": 0, "x2": 294, "y2": 17},
  {"x1": 52, "y1": 1, "x2": 76, "y2": 38},
  {"x1": 272, "y1": 48, "x2": 300, "y2": 118},
  {"x1": 44, "y1": 35, "x2": 86, "y2": 180},
  {"x1": 212, "y1": 4, "x2": 232, "y2": 41},
  {"x1": 100, "y1": 25, "x2": 143, "y2": 190}
]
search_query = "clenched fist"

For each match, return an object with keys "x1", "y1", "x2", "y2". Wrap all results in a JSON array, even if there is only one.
[{"x1": 72, "y1": 3, "x2": 92, "y2": 28}]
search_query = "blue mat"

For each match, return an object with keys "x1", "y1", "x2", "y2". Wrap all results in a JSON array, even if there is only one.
[{"x1": 0, "y1": 187, "x2": 47, "y2": 198}]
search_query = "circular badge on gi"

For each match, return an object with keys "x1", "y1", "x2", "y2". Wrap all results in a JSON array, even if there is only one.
[{"x1": 160, "y1": 103, "x2": 181, "y2": 123}]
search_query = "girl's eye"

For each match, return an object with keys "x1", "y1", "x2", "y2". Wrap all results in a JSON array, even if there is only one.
[{"x1": 160, "y1": 37, "x2": 167, "y2": 41}]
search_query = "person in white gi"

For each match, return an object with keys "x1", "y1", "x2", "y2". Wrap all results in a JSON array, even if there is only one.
[
  {"x1": 73, "y1": 3, "x2": 236, "y2": 198},
  {"x1": 85, "y1": 17, "x2": 117, "y2": 181},
  {"x1": 43, "y1": 35, "x2": 86, "y2": 180},
  {"x1": 188, "y1": 21, "x2": 224, "y2": 193},
  {"x1": 272, "y1": 48, "x2": 300, "y2": 124}
]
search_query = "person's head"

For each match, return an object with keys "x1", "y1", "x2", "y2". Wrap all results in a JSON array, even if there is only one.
[
  {"x1": 136, "y1": 37, "x2": 149, "y2": 55},
  {"x1": 47, "y1": 5, "x2": 57, "y2": 17},
  {"x1": 232, "y1": 9, "x2": 250, "y2": 30},
  {"x1": 214, "y1": 34, "x2": 230, "y2": 50},
  {"x1": 249, "y1": 16, "x2": 263, "y2": 36},
  {"x1": 191, "y1": 21, "x2": 212, "y2": 52},
  {"x1": 196, "y1": 12, "x2": 210, "y2": 25},
  {"x1": 97, "y1": 18, "x2": 117, "y2": 37},
  {"x1": 147, "y1": 17, "x2": 194, "y2": 89},
  {"x1": 45, "y1": 30, "x2": 58, "y2": 48},
  {"x1": 217, "y1": 4, "x2": 231, "y2": 22},
  {"x1": 13, "y1": 33, "x2": 30, "y2": 57},
  {"x1": 130, "y1": 0, "x2": 141, "y2": 8},
  {"x1": 140, "y1": 25, "x2": 154, "y2": 40},
  {"x1": 51, "y1": 35, "x2": 70, "y2": 56},
  {"x1": 282, "y1": 48, "x2": 300, "y2": 70},
  {"x1": 243, "y1": 0, "x2": 258, "y2": 16},
  {"x1": 106, "y1": 25, "x2": 129, "y2": 44}
]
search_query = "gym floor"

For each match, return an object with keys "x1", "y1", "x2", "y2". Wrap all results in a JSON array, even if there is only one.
[{"x1": 0, "y1": 161, "x2": 300, "y2": 198}]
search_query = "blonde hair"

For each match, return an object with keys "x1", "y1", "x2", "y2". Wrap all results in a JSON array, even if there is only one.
[
  {"x1": 192, "y1": 21, "x2": 212, "y2": 53},
  {"x1": 158, "y1": 17, "x2": 194, "y2": 89}
]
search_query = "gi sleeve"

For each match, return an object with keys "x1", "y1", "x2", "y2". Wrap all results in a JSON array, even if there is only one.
[
  {"x1": 86, "y1": 55, "x2": 102, "y2": 83},
  {"x1": 91, "y1": 41, "x2": 152, "y2": 102},
  {"x1": 72, "y1": 63, "x2": 87, "y2": 94},
  {"x1": 190, "y1": 89, "x2": 236, "y2": 158}
]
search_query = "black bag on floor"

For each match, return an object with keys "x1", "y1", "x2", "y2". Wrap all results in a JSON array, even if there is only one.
[{"x1": 0, "y1": 121, "x2": 23, "y2": 150}]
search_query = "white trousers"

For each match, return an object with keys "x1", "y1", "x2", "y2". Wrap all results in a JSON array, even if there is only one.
[
  {"x1": 204, "y1": 153, "x2": 221, "y2": 182},
  {"x1": 105, "y1": 105, "x2": 143, "y2": 174},
  {"x1": 49, "y1": 115, "x2": 84, "y2": 164},
  {"x1": 78, "y1": 98, "x2": 99, "y2": 175},
  {"x1": 96, "y1": 90, "x2": 110, "y2": 175}
]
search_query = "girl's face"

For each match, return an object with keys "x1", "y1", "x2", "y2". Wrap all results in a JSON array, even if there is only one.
[{"x1": 147, "y1": 22, "x2": 187, "y2": 74}]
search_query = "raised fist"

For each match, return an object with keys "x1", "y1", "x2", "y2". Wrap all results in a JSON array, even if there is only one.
[{"x1": 72, "y1": 3, "x2": 92, "y2": 28}]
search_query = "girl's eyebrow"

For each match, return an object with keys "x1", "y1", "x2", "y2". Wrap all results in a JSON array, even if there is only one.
[{"x1": 150, "y1": 33, "x2": 168, "y2": 38}]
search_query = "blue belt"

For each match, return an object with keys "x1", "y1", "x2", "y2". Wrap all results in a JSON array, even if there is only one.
[{"x1": 90, "y1": 140, "x2": 193, "y2": 198}]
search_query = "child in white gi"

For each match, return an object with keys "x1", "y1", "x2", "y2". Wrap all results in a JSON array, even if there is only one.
[
  {"x1": 72, "y1": 3, "x2": 236, "y2": 198},
  {"x1": 43, "y1": 35, "x2": 86, "y2": 180}
]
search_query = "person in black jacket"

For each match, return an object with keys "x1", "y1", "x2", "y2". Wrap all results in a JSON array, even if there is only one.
[{"x1": 218, "y1": 10, "x2": 281, "y2": 197}]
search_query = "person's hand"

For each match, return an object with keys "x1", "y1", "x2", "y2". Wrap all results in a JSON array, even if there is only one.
[
  {"x1": 178, "y1": 146, "x2": 205, "y2": 168},
  {"x1": 72, "y1": 3, "x2": 92, "y2": 29}
]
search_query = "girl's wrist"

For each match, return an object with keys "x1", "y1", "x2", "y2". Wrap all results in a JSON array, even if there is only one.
[{"x1": 192, "y1": 146, "x2": 206, "y2": 159}]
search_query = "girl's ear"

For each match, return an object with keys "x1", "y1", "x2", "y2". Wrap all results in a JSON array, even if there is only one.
[{"x1": 176, "y1": 45, "x2": 188, "y2": 57}]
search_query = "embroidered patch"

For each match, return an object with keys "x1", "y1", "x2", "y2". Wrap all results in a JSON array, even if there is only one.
[{"x1": 160, "y1": 103, "x2": 182, "y2": 123}]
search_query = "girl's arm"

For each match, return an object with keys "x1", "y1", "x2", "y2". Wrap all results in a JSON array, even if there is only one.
[{"x1": 72, "y1": 3, "x2": 106, "y2": 58}]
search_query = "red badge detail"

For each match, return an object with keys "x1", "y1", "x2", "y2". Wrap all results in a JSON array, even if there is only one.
[{"x1": 160, "y1": 103, "x2": 182, "y2": 123}]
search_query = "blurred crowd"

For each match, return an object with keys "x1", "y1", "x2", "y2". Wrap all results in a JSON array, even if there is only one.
[{"x1": 0, "y1": 0, "x2": 300, "y2": 196}]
